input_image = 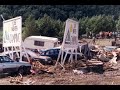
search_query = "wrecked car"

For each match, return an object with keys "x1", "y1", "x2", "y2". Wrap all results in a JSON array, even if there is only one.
[
  {"x1": 0, "y1": 54, "x2": 31, "y2": 76},
  {"x1": 40, "y1": 47, "x2": 60, "y2": 60},
  {"x1": 22, "y1": 49, "x2": 53, "y2": 65},
  {"x1": 40, "y1": 47, "x2": 84, "y2": 60}
]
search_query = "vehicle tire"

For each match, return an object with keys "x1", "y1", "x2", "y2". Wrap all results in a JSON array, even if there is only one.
[
  {"x1": 18, "y1": 67, "x2": 24, "y2": 75},
  {"x1": 25, "y1": 67, "x2": 31, "y2": 74}
]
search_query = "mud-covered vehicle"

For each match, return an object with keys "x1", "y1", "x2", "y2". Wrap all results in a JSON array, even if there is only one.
[{"x1": 0, "y1": 54, "x2": 31, "y2": 76}]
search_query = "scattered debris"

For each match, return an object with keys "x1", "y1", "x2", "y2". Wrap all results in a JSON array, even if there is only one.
[
  {"x1": 73, "y1": 67, "x2": 88, "y2": 74},
  {"x1": 47, "y1": 66, "x2": 56, "y2": 73},
  {"x1": 6, "y1": 38, "x2": 120, "y2": 85},
  {"x1": 97, "y1": 52, "x2": 110, "y2": 62},
  {"x1": 22, "y1": 78, "x2": 36, "y2": 85},
  {"x1": 109, "y1": 57, "x2": 117, "y2": 65},
  {"x1": 109, "y1": 52, "x2": 117, "y2": 65},
  {"x1": 9, "y1": 74, "x2": 36, "y2": 85},
  {"x1": 86, "y1": 59, "x2": 103, "y2": 66},
  {"x1": 9, "y1": 73, "x2": 23, "y2": 84},
  {"x1": 73, "y1": 69, "x2": 84, "y2": 74}
]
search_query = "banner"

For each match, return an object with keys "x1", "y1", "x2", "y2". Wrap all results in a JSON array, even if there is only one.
[
  {"x1": 3, "y1": 16, "x2": 22, "y2": 47},
  {"x1": 62, "y1": 19, "x2": 79, "y2": 48}
]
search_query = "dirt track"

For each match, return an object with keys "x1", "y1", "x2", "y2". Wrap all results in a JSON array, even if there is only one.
[{"x1": 0, "y1": 39, "x2": 120, "y2": 85}]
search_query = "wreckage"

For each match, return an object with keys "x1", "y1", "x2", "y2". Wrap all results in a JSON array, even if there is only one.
[
  {"x1": 4, "y1": 17, "x2": 120, "y2": 84},
  {"x1": 30, "y1": 40, "x2": 120, "y2": 74},
  {"x1": 8, "y1": 39, "x2": 120, "y2": 85}
]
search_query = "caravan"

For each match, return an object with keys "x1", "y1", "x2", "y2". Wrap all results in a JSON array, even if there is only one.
[{"x1": 23, "y1": 36, "x2": 59, "y2": 50}]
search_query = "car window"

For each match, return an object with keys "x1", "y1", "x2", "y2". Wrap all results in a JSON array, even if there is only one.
[
  {"x1": 0, "y1": 56, "x2": 4, "y2": 62},
  {"x1": 49, "y1": 50, "x2": 54, "y2": 55},
  {"x1": 46, "y1": 51, "x2": 50, "y2": 55},
  {"x1": 54, "y1": 49, "x2": 58, "y2": 54},
  {"x1": 4, "y1": 56, "x2": 11, "y2": 62},
  {"x1": 0, "y1": 56, "x2": 13, "y2": 63},
  {"x1": 57, "y1": 49, "x2": 60, "y2": 53},
  {"x1": 40, "y1": 52, "x2": 44, "y2": 55},
  {"x1": 46, "y1": 50, "x2": 54, "y2": 55}
]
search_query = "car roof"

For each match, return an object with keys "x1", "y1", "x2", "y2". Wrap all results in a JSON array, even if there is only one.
[
  {"x1": 42, "y1": 46, "x2": 61, "y2": 51},
  {"x1": 26, "y1": 36, "x2": 58, "y2": 42}
]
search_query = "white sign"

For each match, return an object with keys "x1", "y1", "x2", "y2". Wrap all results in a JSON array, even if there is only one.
[
  {"x1": 62, "y1": 19, "x2": 79, "y2": 48},
  {"x1": 55, "y1": 19, "x2": 79, "y2": 67},
  {"x1": 3, "y1": 16, "x2": 22, "y2": 47}
]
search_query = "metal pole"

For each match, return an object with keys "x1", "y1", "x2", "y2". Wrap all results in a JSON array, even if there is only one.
[
  {"x1": 55, "y1": 48, "x2": 62, "y2": 67},
  {"x1": 1, "y1": 14, "x2": 5, "y2": 21},
  {"x1": 11, "y1": 46, "x2": 13, "y2": 60}
]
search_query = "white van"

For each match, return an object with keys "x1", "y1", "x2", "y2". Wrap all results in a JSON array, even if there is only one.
[{"x1": 23, "y1": 36, "x2": 59, "y2": 50}]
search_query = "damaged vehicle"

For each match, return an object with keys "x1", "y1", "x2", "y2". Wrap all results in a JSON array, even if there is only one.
[
  {"x1": 40, "y1": 47, "x2": 84, "y2": 60},
  {"x1": 22, "y1": 49, "x2": 53, "y2": 65},
  {"x1": 40, "y1": 47, "x2": 60, "y2": 60},
  {"x1": 0, "y1": 54, "x2": 31, "y2": 76}
]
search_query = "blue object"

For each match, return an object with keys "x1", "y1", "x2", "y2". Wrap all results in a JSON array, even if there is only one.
[{"x1": 103, "y1": 46, "x2": 117, "y2": 52}]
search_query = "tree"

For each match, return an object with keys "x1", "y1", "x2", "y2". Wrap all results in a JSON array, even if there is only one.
[
  {"x1": 22, "y1": 15, "x2": 39, "y2": 40},
  {"x1": 116, "y1": 16, "x2": 120, "y2": 31},
  {"x1": 84, "y1": 15, "x2": 116, "y2": 34},
  {"x1": 36, "y1": 14, "x2": 64, "y2": 38},
  {"x1": 79, "y1": 17, "x2": 89, "y2": 36}
]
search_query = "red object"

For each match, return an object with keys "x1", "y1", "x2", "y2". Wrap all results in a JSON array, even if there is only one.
[{"x1": 30, "y1": 69, "x2": 36, "y2": 74}]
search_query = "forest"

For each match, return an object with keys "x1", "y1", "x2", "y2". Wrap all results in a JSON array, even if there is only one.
[{"x1": 0, "y1": 5, "x2": 120, "y2": 40}]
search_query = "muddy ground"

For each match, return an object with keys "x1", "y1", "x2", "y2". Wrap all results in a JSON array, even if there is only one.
[{"x1": 0, "y1": 39, "x2": 120, "y2": 85}]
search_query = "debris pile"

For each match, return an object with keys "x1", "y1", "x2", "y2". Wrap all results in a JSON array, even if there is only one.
[
  {"x1": 31, "y1": 61, "x2": 56, "y2": 75},
  {"x1": 9, "y1": 40, "x2": 120, "y2": 85},
  {"x1": 72, "y1": 43, "x2": 120, "y2": 74},
  {"x1": 30, "y1": 43, "x2": 120, "y2": 76}
]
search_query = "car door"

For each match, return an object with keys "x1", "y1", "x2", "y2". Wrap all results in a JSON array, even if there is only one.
[
  {"x1": 0, "y1": 64, "x2": 3, "y2": 74},
  {"x1": 54, "y1": 49, "x2": 59, "y2": 60},
  {"x1": 46, "y1": 49, "x2": 55, "y2": 59}
]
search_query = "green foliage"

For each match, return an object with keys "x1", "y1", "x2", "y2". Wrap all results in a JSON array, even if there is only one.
[
  {"x1": 116, "y1": 16, "x2": 120, "y2": 31},
  {"x1": 79, "y1": 17, "x2": 89, "y2": 36},
  {"x1": 22, "y1": 15, "x2": 39, "y2": 40},
  {"x1": 1, "y1": 5, "x2": 120, "y2": 22},
  {"x1": 79, "y1": 15, "x2": 116, "y2": 35},
  {"x1": 0, "y1": 5, "x2": 120, "y2": 40},
  {"x1": 36, "y1": 14, "x2": 64, "y2": 39}
]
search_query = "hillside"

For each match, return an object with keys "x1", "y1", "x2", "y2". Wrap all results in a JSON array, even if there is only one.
[
  {"x1": 0, "y1": 5, "x2": 120, "y2": 22},
  {"x1": 0, "y1": 5, "x2": 120, "y2": 40}
]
